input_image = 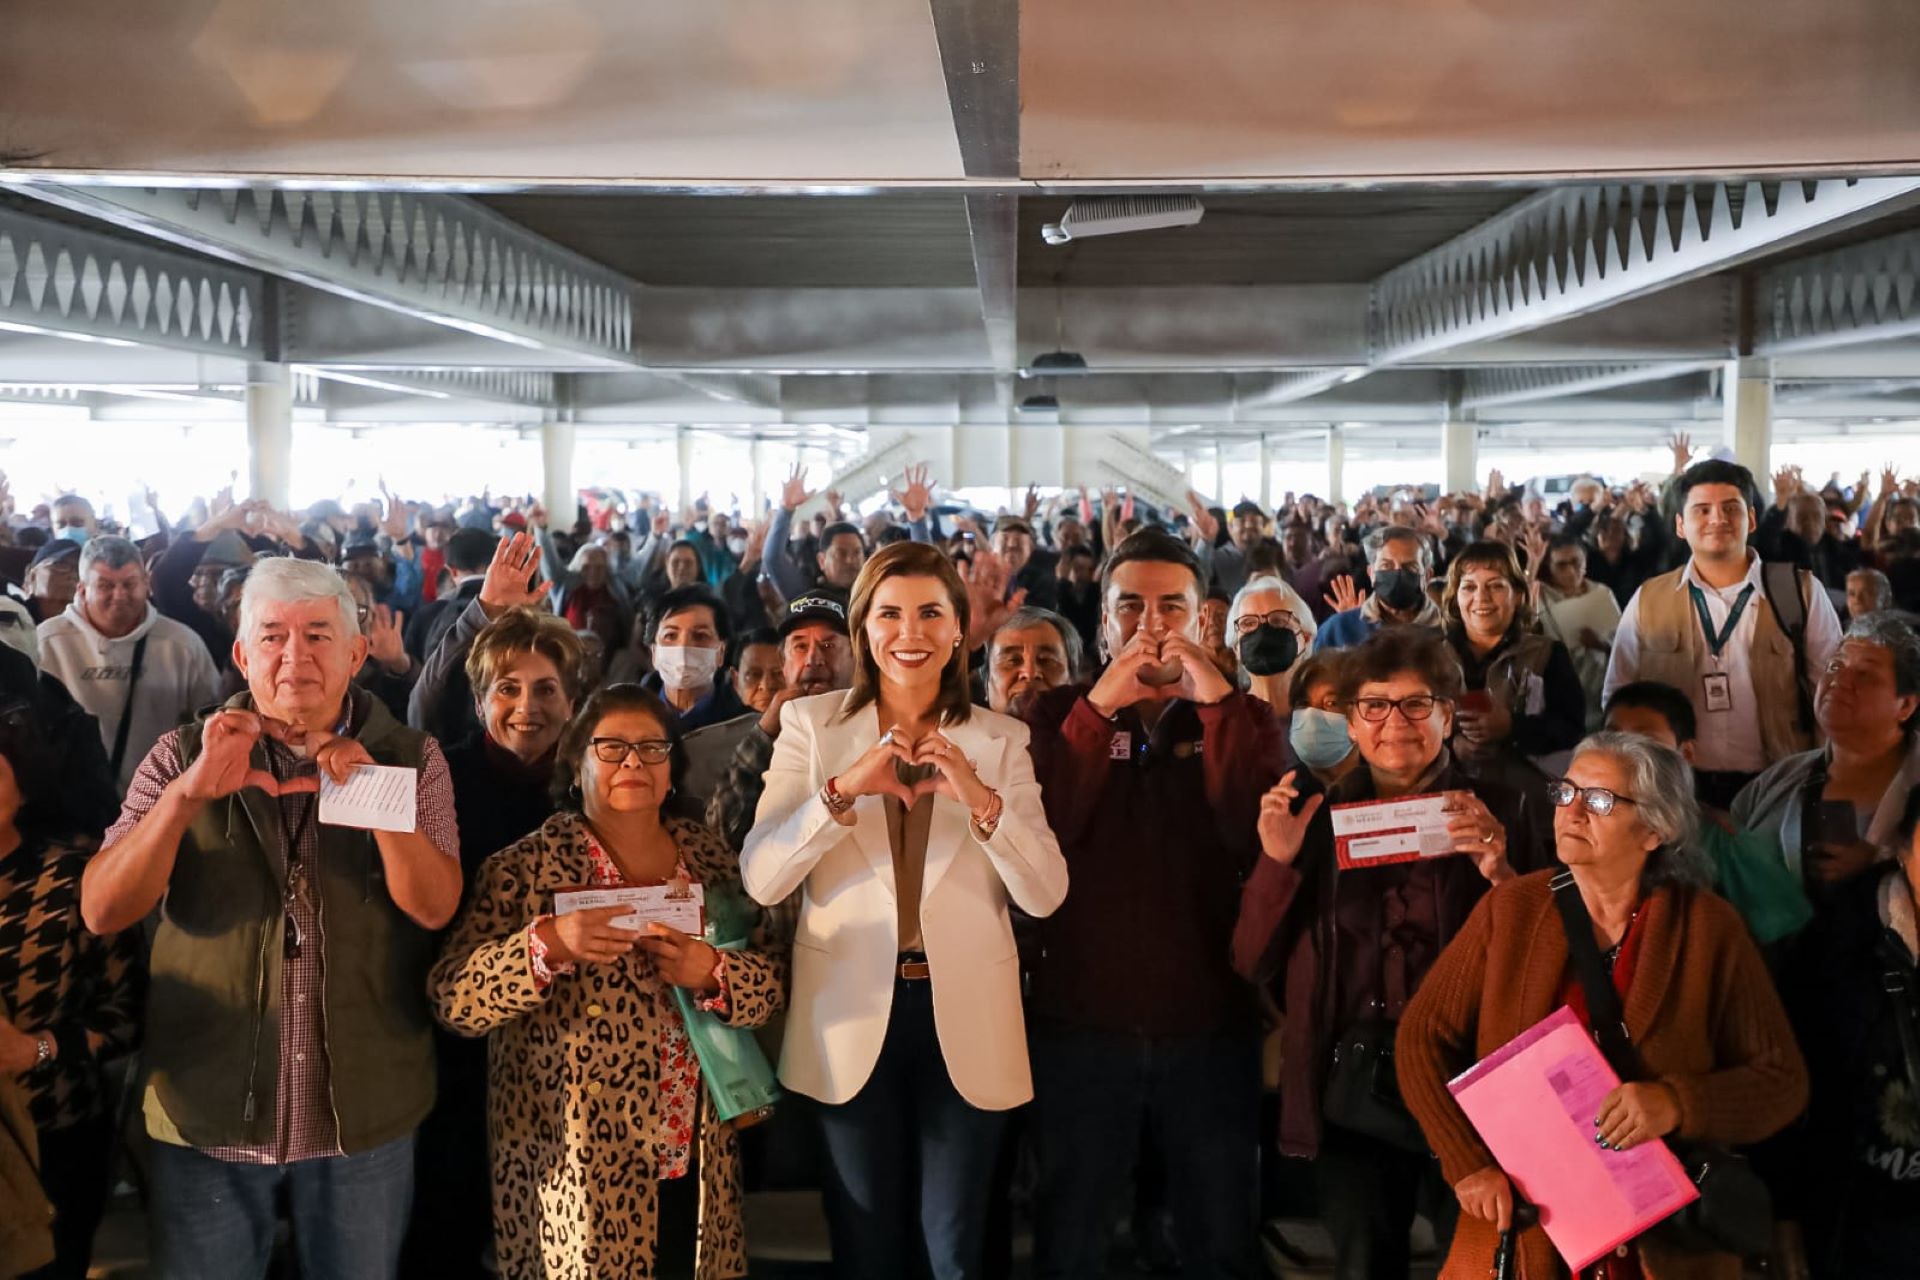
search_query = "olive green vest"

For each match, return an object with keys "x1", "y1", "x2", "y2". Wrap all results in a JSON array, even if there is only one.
[{"x1": 143, "y1": 690, "x2": 438, "y2": 1154}]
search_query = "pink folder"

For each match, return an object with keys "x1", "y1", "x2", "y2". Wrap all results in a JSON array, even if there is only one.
[{"x1": 1448, "y1": 1006, "x2": 1699, "y2": 1271}]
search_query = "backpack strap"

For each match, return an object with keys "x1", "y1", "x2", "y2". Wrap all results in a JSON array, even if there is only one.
[{"x1": 1758, "y1": 562, "x2": 1815, "y2": 737}]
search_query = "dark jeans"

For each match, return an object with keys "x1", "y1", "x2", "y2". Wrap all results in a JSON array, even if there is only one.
[
  {"x1": 402, "y1": 1032, "x2": 491, "y2": 1280},
  {"x1": 1313, "y1": 1121, "x2": 1456, "y2": 1280},
  {"x1": 1030, "y1": 1024, "x2": 1261, "y2": 1280},
  {"x1": 21, "y1": 1113, "x2": 115, "y2": 1280},
  {"x1": 147, "y1": 1134, "x2": 414, "y2": 1280},
  {"x1": 813, "y1": 975, "x2": 1010, "y2": 1280}
]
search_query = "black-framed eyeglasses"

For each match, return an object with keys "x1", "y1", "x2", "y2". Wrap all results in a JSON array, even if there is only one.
[
  {"x1": 1232, "y1": 609, "x2": 1299, "y2": 636},
  {"x1": 590, "y1": 737, "x2": 674, "y2": 765},
  {"x1": 1547, "y1": 779, "x2": 1639, "y2": 817},
  {"x1": 1352, "y1": 694, "x2": 1443, "y2": 722}
]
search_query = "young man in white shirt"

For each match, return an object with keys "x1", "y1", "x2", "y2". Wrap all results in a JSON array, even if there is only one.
[{"x1": 1603, "y1": 459, "x2": 1843, "y2": 809}]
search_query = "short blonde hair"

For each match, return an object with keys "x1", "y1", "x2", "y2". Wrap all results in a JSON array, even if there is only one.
[{"x1": 465, "y1": 607, "x2": 587, "y2": 705}]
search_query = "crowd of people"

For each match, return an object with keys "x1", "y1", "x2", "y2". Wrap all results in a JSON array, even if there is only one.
[{"x1": 0, "y1": 435, "x2": 1916, "y2": 1280}]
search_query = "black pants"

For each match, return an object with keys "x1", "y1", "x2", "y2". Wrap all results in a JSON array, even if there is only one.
[
  {"x1": 1313, "y1": 1122, "x2": 1456, "y2": 1280},
  {"x1": 402, "y1": 1032, "x2": 492, "y2": 1280},
  {"x1": 1030, "y1": 1025, "x2": 1261, "y2": 1280},
  {"x1": 812, "y1": 975, "x2": 1010, "y2": 1280},
  {"x1": 22, "y1": 1112, "x2": 115, "y2": 1280}
]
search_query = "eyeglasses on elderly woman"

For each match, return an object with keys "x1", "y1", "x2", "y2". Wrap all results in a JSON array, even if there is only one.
[
  {"x1": 1547, "y1": 778, "x2": 1640, "y2": 817},
  {"x1": 589, "y1": 737, "x2": 674, "y2": 765},
  {"x1": 1352, "y1": 694, "x2": 1442, "y2": 722}
]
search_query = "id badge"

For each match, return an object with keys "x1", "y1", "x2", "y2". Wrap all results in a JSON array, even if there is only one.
[
  {"x1": 1702, "y1": 672, "x2": 1733, "y2": 713},
  {"x1": 1109, "y1": 731, "x2": 1132, "y2": 761}
]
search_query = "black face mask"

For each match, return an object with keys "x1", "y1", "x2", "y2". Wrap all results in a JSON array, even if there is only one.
[
  {"x1": 1372, "y1": 568, "x2": 1426, "y2": 612},
  {"x1": 1238, "y1": 624, "x2": 1300, "y2": 677}
]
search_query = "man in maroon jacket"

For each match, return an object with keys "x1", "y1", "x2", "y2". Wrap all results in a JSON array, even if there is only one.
[{"x1": 1023, "y1": 527, "x2": 1287, "y2": 1280}]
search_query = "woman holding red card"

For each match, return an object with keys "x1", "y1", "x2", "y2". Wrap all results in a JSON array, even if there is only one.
[{"x1": 1231, "y1": 625, "x2": 1538, "y2": 1280}]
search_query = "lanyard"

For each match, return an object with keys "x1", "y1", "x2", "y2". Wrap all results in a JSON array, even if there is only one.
[{"x1": 1688, "y1": 582, "x2": 1754, "y2": 660}]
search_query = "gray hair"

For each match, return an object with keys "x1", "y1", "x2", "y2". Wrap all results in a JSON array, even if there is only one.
[
  {"x1": 1227, "y1": 574, "x2": 1318, "y2": 646},
  {"x1": 989, "y1": 606, "x2": 1084, "y2": 680},
  {"x1": 1842, "y1": 611, "x2": 1920, "y2": 702},
  {"x1": 1845, "y1": 568, "x2": 1895, "y2": 616},
  {"x1": 77, "y1": 535, "x2": 145, "y2": 576},
  {"x1": 1362, "y1": 523, "x2": 1433, "y2": 575},
  {"x1": 238, "y1": 556, "x2": 361, "y2": 641},
  {"x1": 1569, "y1": 731, "x2": 1712, "y2": 890},
  {"x1": 567, "y1": 541, "x2": 609, "y2": 574}
]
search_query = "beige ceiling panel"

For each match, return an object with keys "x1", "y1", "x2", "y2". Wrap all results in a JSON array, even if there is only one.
[
  {"x1": 0, "y1": 0, "x2": 964, "y2": 182},
  {"x1": 1020, "y1": 0, "x2": 1920, "y2": 180}
]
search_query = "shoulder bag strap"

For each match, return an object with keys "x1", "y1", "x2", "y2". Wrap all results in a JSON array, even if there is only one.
[
  {"x1": 1550, "y1": 869, "x2": 1643, "y2": 1080},
  {"x1": 108, "y1": 634, "x2": 149, "y2": 778}
]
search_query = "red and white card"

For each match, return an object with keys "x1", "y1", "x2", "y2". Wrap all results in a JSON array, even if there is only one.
[{"x1": 1331, "y1": 790, "x2": 1467, "y2": 870}]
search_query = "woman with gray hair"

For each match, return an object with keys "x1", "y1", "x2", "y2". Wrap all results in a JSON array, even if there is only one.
[
  {"x1": 1731, "y1": 613, "x2": 1920, "y2": 886},
  {"x1": 1225, "y1": 575, "x2": 1317, "y2": 709},
  {"x1": 1396, "y1": 731, "x2": 1808, "y2": 1279}
]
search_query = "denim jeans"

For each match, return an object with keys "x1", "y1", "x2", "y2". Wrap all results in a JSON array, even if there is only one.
[
  {"x1": 812, "y1": 976, "x2": 1010, "y2": 1280},
  {"x1": 1030, "y1": 1024, "x2": 1262, "y2": 1280},
  {"x1": 147, "y1": 1135, "x2": 415, "y2": 1280}
]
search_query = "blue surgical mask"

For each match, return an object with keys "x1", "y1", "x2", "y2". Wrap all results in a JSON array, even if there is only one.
[
  {"x1": 55, "y1": 526, "x2": 90, "y2": 545},
  {"x1": 1289, "y1": 706, "x2": 1353, "y2": 770}
]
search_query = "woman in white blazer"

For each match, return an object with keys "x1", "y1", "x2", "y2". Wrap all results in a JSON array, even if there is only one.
[{"x1": 741, "y1": 540, "x2": 1068, "y2": 1280}]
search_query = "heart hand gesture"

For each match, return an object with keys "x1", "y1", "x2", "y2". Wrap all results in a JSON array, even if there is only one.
[{"x1": 175, "y1": 710, "x2": 320, "y2": 805}]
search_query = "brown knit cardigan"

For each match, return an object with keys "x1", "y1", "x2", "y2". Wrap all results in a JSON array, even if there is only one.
[{"x1": 1395, "y1": 870, "x2": 1808, "y2": 1280}]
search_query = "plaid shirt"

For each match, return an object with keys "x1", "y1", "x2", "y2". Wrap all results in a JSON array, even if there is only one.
[
  {"x1": 704, "y1": 723, "x2": 777, "y2": 852},
  {"x1": 107, "y1": 710, "x2": 457, "y2": 1164}
]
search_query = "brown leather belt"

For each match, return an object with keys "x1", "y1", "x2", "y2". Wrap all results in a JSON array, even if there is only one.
[{"x1": 897, "y1": 952, "x2": 931, "y2": 981}]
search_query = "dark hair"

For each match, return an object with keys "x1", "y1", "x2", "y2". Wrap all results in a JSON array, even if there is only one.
[
  {"x1": 1541, "y1": 532, "x2": 1586, "y2": 582},
  {"x1": 875, "y1": 525, "x2": 912, "y2": 547},
  {"x1": 1336, "y1": 625, "x2": 1466, "y2": 703},
  {"x1": 648, "y1": 585, "x2": 732, "y2": 652},
  {"x1": 1066, "y1": 544, "x2": 1096, "y2": 562},
  {"x1": 0, "y1": 697, "x2": 57, "y2": 841},
  {"x1": 733, "y1": 626, "x2": 781, "y2": 667},
  {"x1": 1287, "y1": 649, "x2": 1348, "y2": 709},
  {"x1": 1676, "y1": 459, "x2": 1760, "y2": 512},
  {"x1": 1099, "y1": 527, "x2": 1205, "y2": 603},
  {"x1": 1244, "y1": 538, "x2": 1287, "y2": 578},
  {"x1": 445, "y1": 527, "x2": 498, "y2": 574},
  {"x1": 1603, "y1": 680, "x2": 1699, "y2": 744},
  {"x1": 665, "y1": 537, "x2": 702, "y2": 563},
  {"x1": 1441, "y1": 540, "x2": 1535, "y2": 634},
  {"x1": 820, "y1": 521, "x2": 863, "y2": 549},
  {"x1": 551, "y1": 684, "x2": 696, "y2": 818},
  {"x1": 842, "y1": 541, "x2": 974, "y2": 727}
]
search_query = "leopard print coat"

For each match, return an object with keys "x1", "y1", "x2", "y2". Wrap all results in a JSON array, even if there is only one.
[{"x1": 430, "y1": 812, "x2": 788, "y2": 1280}]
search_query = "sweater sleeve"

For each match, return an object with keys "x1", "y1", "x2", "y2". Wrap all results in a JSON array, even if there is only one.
[
  {"x1": 428, "y1": 838, "x2": 553, "y2": 1036},
  {"x1": 1396, "y1": 890, "x2": 1501, "y2": 1188},
  {"x1": 1660, "y1": 905, "x2": 1811, "y2": 1146}
]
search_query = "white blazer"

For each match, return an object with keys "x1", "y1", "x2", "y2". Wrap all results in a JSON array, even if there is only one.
[{"x1": 739, "y1": 691, "x2": 1068, "y2": 1111}]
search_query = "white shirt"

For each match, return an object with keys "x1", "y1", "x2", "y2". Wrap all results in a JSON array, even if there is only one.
[{"x1": 1602, "y1": 552, "x2": 1842, "y2": 774}]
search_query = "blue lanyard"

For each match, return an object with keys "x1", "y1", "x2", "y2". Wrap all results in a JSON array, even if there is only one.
[{"x1": 1687, "y1": 583, "x2": 1754, "y2": 659}]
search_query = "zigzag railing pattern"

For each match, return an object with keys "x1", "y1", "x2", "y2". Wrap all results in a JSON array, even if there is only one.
[
  {"x1": 0, "y1": 206, "x2": 263, "y2": 357},
  {"x1": 1756, "y1": 228, "x2": 1920, "y2": 354}
]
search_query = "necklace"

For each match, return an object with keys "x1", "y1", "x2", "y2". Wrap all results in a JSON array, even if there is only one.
[{"x1": 1601, "y1": 904, "x2": 1642, "y2": 975}]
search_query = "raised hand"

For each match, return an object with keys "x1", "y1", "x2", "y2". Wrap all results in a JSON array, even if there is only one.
[
  {"x1": 479, "y1": 531, "x2": 553, "y2": 618},
  {"x1": 1185, "y1": 489, "x2": 1222, "y2": 545},
  {"x1": 1442, "y1": 792, "x2": 1513, "y2": 885},
  {"x1": 740, "y1": 517, "x2": 770, "y2": 568},
  {"x1": 1520, "y1": 527, "x2": 1548, "y2": 575},
  {"x1": 366, "y1": 604, "x2": 410, "y2": 674},
  {"x1": 1022, "y1": 484, "x2": 1041, "y2": 521},
  {"x1": 652, "y1": 509, "x2": 672, "y2": 537},
  {"x1": 1669, "y1": 431, "x2": 1695, "y2": 474},
  {"x1": 1486, "y1": 468, "x2": 1506, "y2": 499},
  {"x1": 1323, "y1": 574, "x2": 1363, "y2": 614},
  {"x1": 1772, "y1": 465, "x2": 1799, "y2": 503},
  {"x1": 525, "y1": 502, "x2": 549, "y2": 531},
  {"x1": 781, "y1": 464, "x2": 814, "y2": 513},
  {"x1": 959, "y1": 547, "x2": 1024, "y2": 650},
  {"x1": 380, "y1": 488, "x2": 409, "y2": 541},
  {"x1": 1881, "y1": 465, "x2": 1900, "y2": 498},
  {"x1": 890, "y1": 464, "x2": 935, "y2": 522},
  {"x1": 1257, "y1": 771, "x2": 1325, "y2": 866},
  {"x1": 824, "y1": 489, "x2": 845, "y2": 519}
]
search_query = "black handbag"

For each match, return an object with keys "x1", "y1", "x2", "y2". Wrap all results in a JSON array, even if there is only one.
[
  {"x1": 1550, "y1": 872, "x2": 1774, "y2": 1259},
  {"x1": 1323, "y1": 1014, "x2": 1429, "y2": 1153}
]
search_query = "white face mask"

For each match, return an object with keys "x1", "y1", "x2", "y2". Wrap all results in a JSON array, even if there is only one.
[{"x1": 653, "y1": 644, "x2": 720, "y2": 693}]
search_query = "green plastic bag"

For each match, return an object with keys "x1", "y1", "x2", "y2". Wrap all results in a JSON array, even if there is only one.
[
  {"x1": 670, "y1": 884, "x2": 783, "y2": 1127},
  {"x1": 1701, "y1": 820, "x2": 1812, "y2": 945}
]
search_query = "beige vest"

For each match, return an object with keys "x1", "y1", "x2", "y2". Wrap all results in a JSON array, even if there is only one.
[{"x1": 1631, "y1": 564, "x2": 1812, "y2": 766}]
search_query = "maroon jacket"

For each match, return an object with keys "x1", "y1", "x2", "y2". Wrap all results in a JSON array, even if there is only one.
[
  {"x1": 1229, "y1": 757, "x2": 1535, "y2": 1158},
  {"x1": 1023, "y1": 686, "x2": 1287, "y2": 1038}
]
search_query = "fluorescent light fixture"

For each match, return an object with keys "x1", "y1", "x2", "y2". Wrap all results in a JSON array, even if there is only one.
[{"x1": 0, "y1": 320, "x2": 141, "y2": 348}]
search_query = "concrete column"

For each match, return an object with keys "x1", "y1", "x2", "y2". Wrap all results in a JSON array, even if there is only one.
[
  {"x1": 245, "y1": 362, "x2": 293, "y2": 510},
  {"x1": 676, "y1": 427, "x2": 695, "y2": 514},
  {"x1": 1721, "y1": 357, "x2": 1774, "y2": 484},
  {"x1": 1327, "y1": 425, "x2": 1348, "y2": 505},
  {"x1": 539, "y1": 417, "x2": 576, "y2": 523},
  {"x1": 1443, "y1": 417, "x2": 1478, "y2": 495},
  {"x1": 1258, "y1": 434, "x2": 1273, "y2": 509}
]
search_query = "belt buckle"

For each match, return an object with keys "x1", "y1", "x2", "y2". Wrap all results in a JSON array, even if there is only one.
[{"x1": 898, "y1": 959, "x2": 931, "y2": 981}]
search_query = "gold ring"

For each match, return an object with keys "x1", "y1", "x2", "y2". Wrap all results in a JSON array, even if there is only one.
[{"x1": 1480, "y1": 832, "x2": 1496, "y2": 845}]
